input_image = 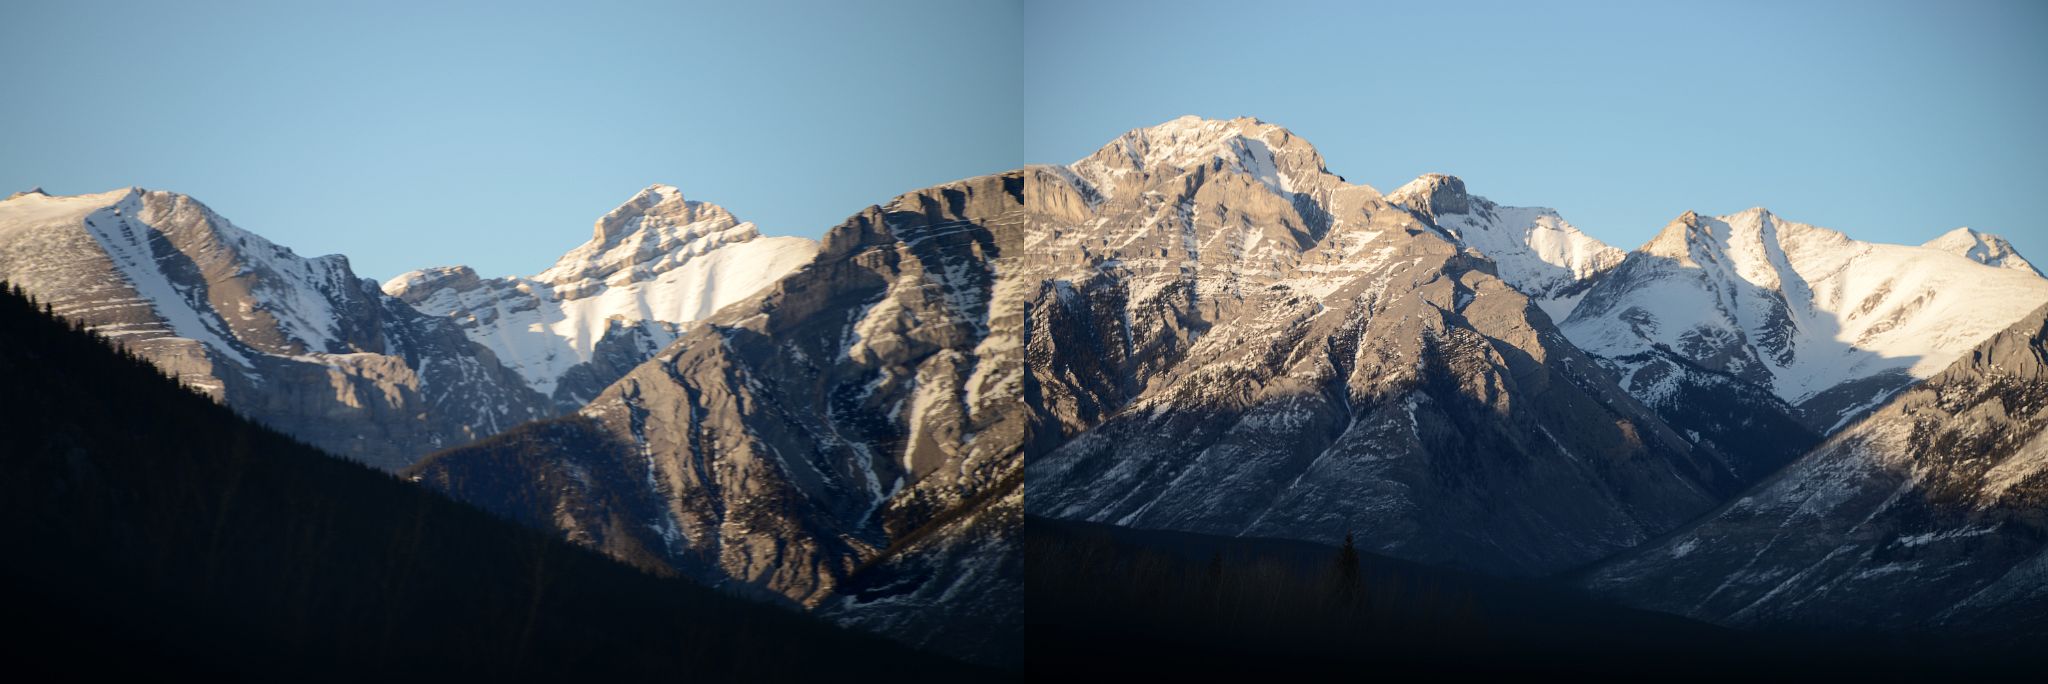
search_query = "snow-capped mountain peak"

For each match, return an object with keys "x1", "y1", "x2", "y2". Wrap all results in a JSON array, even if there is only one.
[
  {"x1": 1563, "y1": 206, "x2": 2048, "y2": 431},
  {"x1": 386, "y1": 184, "x2": 819, "y2": 407},
  {"x1": 1638, "y1": 210, "x2": 1706, "y2": 262},
  {"x1": 1924, "y1": 226, "x2": 2039, "y2": 274},
  {"x1": 536, "y1": 184, "x2": 759, "y2": 297}
]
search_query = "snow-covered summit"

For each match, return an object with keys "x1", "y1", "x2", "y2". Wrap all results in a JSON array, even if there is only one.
[
  {"x1": 386, "y1": 184, "x2": 819, "y2": 406},
  {"x1": 1562, "y1": 206, "x2": 2048, "y2": 430},
  {"x1": 1923, "y1": 226, "x2": 2039, "y2": 275}
]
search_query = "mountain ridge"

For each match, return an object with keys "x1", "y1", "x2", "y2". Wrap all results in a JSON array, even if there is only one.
[{"x1": 0, "y1": 186, "x2": 549, "y2": 470}]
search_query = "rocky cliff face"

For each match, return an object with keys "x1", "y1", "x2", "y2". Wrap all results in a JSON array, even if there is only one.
[
  {"x1": 385, "y1": 184, "x2": 819, "y2": 411},
  {"x1": 1021, "y1": 117, "x2": 1738, "y2": 576},
  {"x1": 0, "y1": 188, "x2": 548, "y2": 470},
  {"x1": 1583, "y1": 303, "x2": 2048, "y2": 641}
]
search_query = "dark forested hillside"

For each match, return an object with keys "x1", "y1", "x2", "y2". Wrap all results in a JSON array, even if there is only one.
[
  {"x1": 0, "y1": 282, "x2": 990, "y2": 680},
  {"x1": 1027, "y1": 517, "x2": 2040, "y2": 679}
]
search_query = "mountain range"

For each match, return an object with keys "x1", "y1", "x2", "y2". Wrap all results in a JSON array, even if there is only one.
[{"x1": 6, "y1": 116, "x2": 2046, "y2": 669}]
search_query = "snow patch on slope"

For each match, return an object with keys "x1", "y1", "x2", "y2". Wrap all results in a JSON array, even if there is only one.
[{"x1": 72, "y1": 191, "x2": 255, "y2": 366}]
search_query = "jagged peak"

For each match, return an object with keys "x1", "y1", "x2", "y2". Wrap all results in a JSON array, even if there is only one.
[
  {"x1": 1640, "y1": 207, "x2": 1820, "y2": 258},
  {"x1": 1640, "y1": 210, "x2": 1710, "y2": 259},
  {"x1": 1069, "y1": 115, "x2": 1341, "y2": 198},
  {"x1": 1930, "y1": 226, "x2": 1986, "y2": 244},
  {"x1": 587, "y1": 183, "x2": 746, "y2": 246},
  {"x1": 381, "y1": 265, "x2": 483, "y2": 299},
  {"x1": 1386, "y1": 173, "x2": 1485, "y2": 218},
  {"x1": 538, "y1": 185, "x2": 763, "y2": 289},
  {"x1": 1717, "y1": 206, "x2": 1780, "y2": 234},
  {"x1": 1922, "y1": 226, "x2": 2037, "y2": 272}
]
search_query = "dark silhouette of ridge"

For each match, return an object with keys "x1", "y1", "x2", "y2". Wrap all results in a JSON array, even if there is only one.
[{"x1": 1026, "y1": 516, "x2": 2041, "y2": 679}]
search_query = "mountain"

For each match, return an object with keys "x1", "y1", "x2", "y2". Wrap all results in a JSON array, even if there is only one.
[
  {"x1": 1581, "y1": 302, "x2": 2048, "y2": 643},
  {"x1": 410, "y1": 171, "x2": 1034, "y2": 666},
  {"x1": 385, "y1": 184, "x2": 819, "y2": 410},
  {"x1": 163, "y1": 114, "x2": 2040, "y2": 665},
  {"x1": 412, "y1": 117, "x2": 1835, "y2": 664},
  {"x1": 1924, "y1": 226, "x2": 2040, "y2": 274},
  {"x1": 0, "y1": 188, "x2": 548, "y2": 470},
  {"x1": 0, "y1": 281, "x2": 989, "y2": 680},
  {"x1": 1336, "y1": 171, "x2": 1825, "y2": 486},
  {"x1": 1384, "y1": 173, "x2": 1624, "y2": 320},
  {"x1": 1559, "y1": 209, "x2": 2048, "y2": 444},
  {"x1": 1022, "y1": 117, "x2": 1740, "y2": 576}
]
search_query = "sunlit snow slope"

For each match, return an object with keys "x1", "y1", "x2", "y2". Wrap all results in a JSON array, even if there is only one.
[{"x1": 1561, "y1": 208, "x2": 2048, "y2": 432}]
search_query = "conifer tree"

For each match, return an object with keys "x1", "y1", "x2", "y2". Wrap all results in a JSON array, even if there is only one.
[{"x1": 1337, "y1": 532, "x2": 1361, "y2": 586}]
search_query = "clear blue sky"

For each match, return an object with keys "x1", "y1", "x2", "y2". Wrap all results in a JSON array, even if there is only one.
[
  {"x1": 5, "y1": 1, "x2": 2043, "y2": 281},
  {"x1": 0, "y1": 0, "x2": 1023, "y2": 280}
]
